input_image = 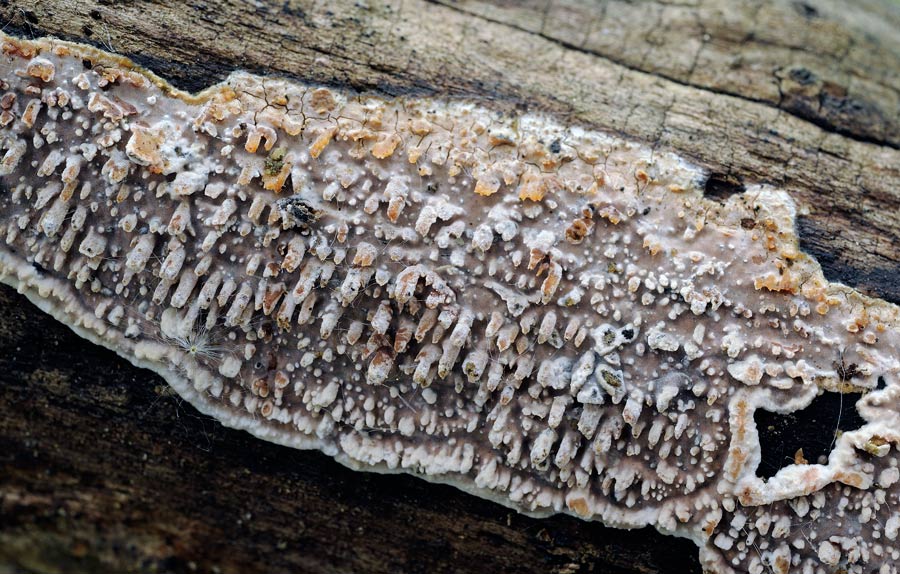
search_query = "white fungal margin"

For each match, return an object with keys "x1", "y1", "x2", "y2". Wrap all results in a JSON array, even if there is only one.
[{"x1": 0, "y1": 33, "x2": 898, "y2": 574}]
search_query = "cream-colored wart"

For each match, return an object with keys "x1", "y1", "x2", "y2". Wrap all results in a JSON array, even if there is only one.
[{"x1": 0, "y1": 33, "x2": 897, "y2": 574}]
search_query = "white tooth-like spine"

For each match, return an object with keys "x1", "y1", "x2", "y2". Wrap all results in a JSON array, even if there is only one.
[{"x1": 0, "y1": 34, "x2": 898, "y2": 574}]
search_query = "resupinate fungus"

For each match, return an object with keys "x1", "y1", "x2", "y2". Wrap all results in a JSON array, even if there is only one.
[{"x1": 0, "y1": 33, "x2": 897, "y2": 574}]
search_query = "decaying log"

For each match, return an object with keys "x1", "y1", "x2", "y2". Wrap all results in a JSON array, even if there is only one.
[{"x1": 0, "y1": 1, "x2": 897, "y2": 573}]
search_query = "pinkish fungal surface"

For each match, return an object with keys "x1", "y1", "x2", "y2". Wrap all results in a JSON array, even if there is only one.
[{"x1": 0, "y1": 33, "x2": 898, "y2": 573}]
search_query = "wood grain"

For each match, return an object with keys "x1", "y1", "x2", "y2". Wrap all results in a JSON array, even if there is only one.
[
  {"x1": 0, "y1": 284, "x2": 701, "y2": 574},
  {"x1": 0, "y1": 1, "x2": 897, "y2": 572}
]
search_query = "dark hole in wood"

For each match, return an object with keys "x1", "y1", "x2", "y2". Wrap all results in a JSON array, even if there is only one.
[
  {"x1": 793, "y1": 1, "x2": 820, "y2": 19},
  {"x1": 754, "y1": 390, "x2": 865, "y2": 479},
  {"x1": 796, "y1": 215, "x2": 900, "y2": 305},
  {"x1": 703, "y1": 173, "x2": 745, "y2": 201},
  {"x1": 789, "y1": 67, "x2": 817, "y2": 86}
]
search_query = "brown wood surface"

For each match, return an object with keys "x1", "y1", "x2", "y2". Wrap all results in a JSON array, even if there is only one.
[{"x1": 0, "y1": 1, "x2": 897, "y2": 573}]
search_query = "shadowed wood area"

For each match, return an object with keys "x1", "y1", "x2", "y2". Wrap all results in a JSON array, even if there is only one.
[
  {"x1": 0, "y1": 284, "x2": 702, "y2": 574},
  {"x1": 0, "y1": 1, "x2": 897, "y2": 573}
]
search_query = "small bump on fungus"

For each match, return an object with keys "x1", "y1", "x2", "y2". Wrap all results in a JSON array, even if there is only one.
[{"x1": 0, "y1": 33, "x2": 898, "y2": 574}]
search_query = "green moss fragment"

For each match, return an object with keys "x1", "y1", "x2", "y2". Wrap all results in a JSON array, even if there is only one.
[{"x1": 264, "y1": 147, "x2": 287, "y2": 176}]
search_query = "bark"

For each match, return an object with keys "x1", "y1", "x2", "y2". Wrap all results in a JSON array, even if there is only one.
[{"x1": 0, "y1": 1, "x2": 897, "y2": 573}]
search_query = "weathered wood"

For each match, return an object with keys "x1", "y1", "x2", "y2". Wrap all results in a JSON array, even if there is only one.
[
  {"x1": 0, "y1": 1, "x2": 897, "y2": 572},
  {"x1": 0, "y1": 284, "x2": 702, "y2": 574},
  {"x1": 5, "y1": 0, "x2": 898, "y2": 302}
]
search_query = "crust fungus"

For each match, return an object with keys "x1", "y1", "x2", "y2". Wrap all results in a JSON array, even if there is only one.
[{"x1": 0, "y1": 33, "x2": 897, "y2": 573}]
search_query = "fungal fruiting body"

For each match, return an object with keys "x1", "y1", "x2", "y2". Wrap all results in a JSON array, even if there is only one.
[{"x1": 0, "y1": 33, "x2": 898, "y2": 573}]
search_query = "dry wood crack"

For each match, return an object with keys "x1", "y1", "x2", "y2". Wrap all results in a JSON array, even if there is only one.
[
  {"x1": 0, "y1": 2, "x2": 898, "y2": 574},
  {"x1": 0, "y1": 30, "x2": 898, "y2": 574},
  {"x1": 429, "y1": 0, "x2": 900, "y2": 151}
]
